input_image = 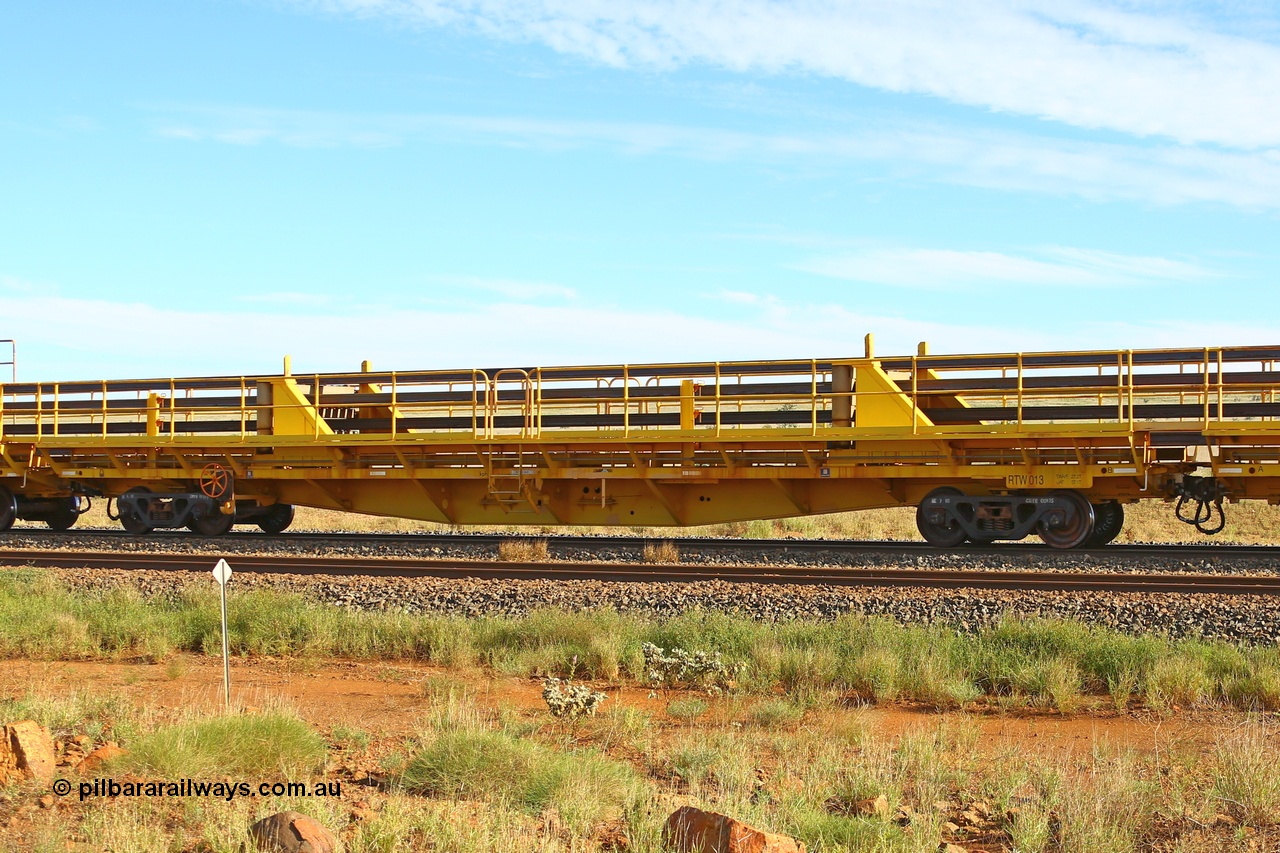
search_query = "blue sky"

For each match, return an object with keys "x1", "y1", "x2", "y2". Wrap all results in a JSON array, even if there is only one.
[{"x1": 3, "y1": 0, "x2": 1279, "y2": 380}]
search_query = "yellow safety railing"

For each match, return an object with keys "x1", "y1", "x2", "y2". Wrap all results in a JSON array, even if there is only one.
[{"x1": 2, "y1": 345, "x2": 1279, "y2": 445}]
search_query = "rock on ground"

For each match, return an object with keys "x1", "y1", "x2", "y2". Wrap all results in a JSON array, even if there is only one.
[
  {"x1": 76, "y1": 743, "x2": 128, "y2": 775},
  {"x1": 248, "y1": 811, "x2": 337, "y2": 853},
  {"x1": 0, "y1": 720, "x2": 55, "y2": 785},
  {"x1": 663, "y1": 805, "x2": 806, "y2": 853}
]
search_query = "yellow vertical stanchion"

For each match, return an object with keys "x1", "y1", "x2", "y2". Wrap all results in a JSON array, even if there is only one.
[
  {"x1": 1128, "y1": 351, "x2": 1135, "y2": 432},
  {"x1": 623, "y1": 366, "x2": 630, "y2": 436},
  {"x1": 1216, "y1": 349, "x2": 1224, "y2": 421},
  {"x1": 680, "y1": 380, "x2": 696, "y2": 429},
  {"x1": 1203, "y1": 349, "x2": 1211, "y2": 430},
  {"x1": 1116, "y1": 353, "x2": 1124, "y2": 422},
  {"x1": 680, "y1": 379, "x2": 695, "y2": 463},
  {"x1": 911, "y1": 355, "x2": 919, "y2": 434},
  {"x1": 810, "y1": 359, "x2": 819, "y2": 436},
  {"x1": 1016, "y1": 353, "x2": 1024, "y2": 427},
  {"x1": 146, "y1": 393, "x2": 160, "y2": 438},
  {"x1": 714, "y1": 363, "x2": 722, "y2": 437}
]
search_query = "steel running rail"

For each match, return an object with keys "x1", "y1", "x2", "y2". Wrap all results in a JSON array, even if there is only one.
[
  {"x1": 2, "y1": 549, "x2": 1279, "y2": 594},
  {"x1": 9, "y1": 527, "x2": 1280, "y2": 561}
]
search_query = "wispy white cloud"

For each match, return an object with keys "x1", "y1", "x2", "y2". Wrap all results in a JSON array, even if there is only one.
[
  {"x1": 0, "y1": 275, "x2": 46, "y2": 295},
  {"x1": 153, "y1": 105, "x2": 1280, "y2": 209},
  {"x1": 716, "y1": 289, "x2": 765, "y2": 305},
  {"x1": 424, "y1": 274, "x2": 577, "y2": 302},
  {"x1": 287, "y1": 0, "x2": 1280, "y2": 150},
  {"x1": 235, "y1": 291, "x2": 337, "y2": 306},
  {"x1": 797, "y1": 246, "x2": 1219, "y2": 289}
]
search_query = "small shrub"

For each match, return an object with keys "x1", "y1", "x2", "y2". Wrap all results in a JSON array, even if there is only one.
[
  {"x1": 642, "y1": 642, "x2": 745, "y2": 693},
  {"x1": 665, "y1": 697, "x2": 709, "y2": 722},
  {"x1": 497, "y1": 538, "x2": 549, "y2": 562},
  {"x1": 642, "y1": 541, "x2": 680, "y2": 563},
  {"x1": 541, "y1": 677, "x2": 607, "y2": 719}
]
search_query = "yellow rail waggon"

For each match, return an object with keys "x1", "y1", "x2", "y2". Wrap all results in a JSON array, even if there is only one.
[{"x1": 1, "y1": 338, "x2": 1278, "y2": 548}]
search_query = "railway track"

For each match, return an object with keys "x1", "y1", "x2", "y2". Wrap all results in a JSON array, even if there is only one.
[
  {"x1": 7, "y1": 526, "x2": 1280, "y2": 561},
  {"x1": 2, "y1": 548, "x2": 1278, "y2": 595}
]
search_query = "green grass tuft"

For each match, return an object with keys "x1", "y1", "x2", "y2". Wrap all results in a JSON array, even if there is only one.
[
  {"x1": 399, "y1": 729, "x2": 636, "y2": 832},
  {"x1": 122, "y1": 712, "x2": 327, "y2": 778}
]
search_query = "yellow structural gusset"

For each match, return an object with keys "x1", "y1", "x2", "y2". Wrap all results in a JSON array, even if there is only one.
[{"x1": 256, "y1": 378, "x2": 334, "y2": 437}]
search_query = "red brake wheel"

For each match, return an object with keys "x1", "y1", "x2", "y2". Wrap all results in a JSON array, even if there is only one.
[{"x1": 199, "y1": 464, "x2": 232, "y2": 501}]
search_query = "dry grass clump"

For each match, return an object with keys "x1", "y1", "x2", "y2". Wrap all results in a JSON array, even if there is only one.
[
  {"x1": 745, "y1": 698, "x2": 804, "y2": 728},
  {"x1": 665, "y1": 696, "x2": 709, "y2": 723},
  {"x1": 642, "y1": 540, "x2": 680, "y2": 563},
  {"x1": 1212, "y1": 723, "x2": 1280, "y2": 826},
  {"x1": 497, "y1": 538, "x2": 549, "y2": 562}
]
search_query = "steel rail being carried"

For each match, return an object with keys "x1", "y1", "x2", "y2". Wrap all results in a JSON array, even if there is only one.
[{"x1": 1, "y1": 338, "x2": 1279, "y2": 549}]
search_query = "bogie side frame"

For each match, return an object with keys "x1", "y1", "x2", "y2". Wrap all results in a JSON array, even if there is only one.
[{"x1": 1, "y1": 341, "x2": 1279, "y2": 546}]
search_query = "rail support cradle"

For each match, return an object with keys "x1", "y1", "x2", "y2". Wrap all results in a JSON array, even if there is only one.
[{"x1": 1, "y1": 338, "x2": 1278, "y2": 550}]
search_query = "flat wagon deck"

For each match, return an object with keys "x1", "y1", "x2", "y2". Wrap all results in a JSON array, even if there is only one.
[{"x1": 2, "y1": 338, "x2": 1278, "y2": 548}]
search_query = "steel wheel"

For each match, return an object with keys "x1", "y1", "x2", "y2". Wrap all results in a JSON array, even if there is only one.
[
  {"x1": 1036, "y1": 490, "x2": 1095, "y2": 550},
  {"x1": 916, "y1": 486, "x2": 968, "y2": 548},
  {"x1": 1087, "y1": 501, "x2": 1125, "y2": 547},
  {"x1": 257, "y1": 503, "x2": 295, "y2": 535},
  {"x1": 0, "y1": 485, "x2": 15, "y2": 533},
  {"x1": 190, "y1": 509, "x2": 234, "y2": 536},
  {"x1": 118, "y1": 486, "x2": 154, "y2": 535},
  {"x1": 45, "y1": 497, "x2": 79, "y2": 532}
]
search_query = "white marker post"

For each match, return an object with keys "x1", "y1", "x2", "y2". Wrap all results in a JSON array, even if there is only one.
[{"x1": 211, "y1": 558, "x2": 233, "y2": 712}]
